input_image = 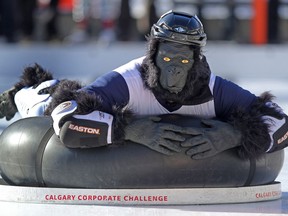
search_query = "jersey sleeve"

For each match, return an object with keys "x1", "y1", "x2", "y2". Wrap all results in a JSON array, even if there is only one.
[
  {"x1": 213, "y1": 76, "x2": 257, "y2": 120},
  {"x1": 80, "y1": 71, "x2": 130, "y2": 113}
]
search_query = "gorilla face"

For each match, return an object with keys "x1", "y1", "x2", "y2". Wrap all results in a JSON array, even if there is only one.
[
  {"x1": 140, "y1": 37, "x2": 212, "y2": 105},
  {"x1": 155, "y1": 42, "x2": 194, "y2": 94}
]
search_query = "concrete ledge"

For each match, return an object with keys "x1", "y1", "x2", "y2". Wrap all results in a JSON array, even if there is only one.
[{"x1": 0, "y1": 182, "x2": 281, "y2": 205}]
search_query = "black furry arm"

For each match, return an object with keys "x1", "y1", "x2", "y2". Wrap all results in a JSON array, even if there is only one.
[
  {"x1": 14, "y1": 64, "x2": 55, "y2": 90},
  {"x1": 0, "y1": 64, "x2": 58, "y2": 120},
  {"x1": 3, "y1": 63, "x2": 54, "y2": 107},
  {"x1": 228, "y1": 92, "x2": 287, "y2": 158}
]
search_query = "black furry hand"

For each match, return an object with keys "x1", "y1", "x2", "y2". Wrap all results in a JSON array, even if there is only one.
[
  {"x1": 181, "y1": 119, "x2": 242, "y2": 159},
  {"x1": 125, "y1": 116, "x2": 184, "y2": 155},
  {"x1": 0, "y1": 87, "x2": 18, "y2": 121}
]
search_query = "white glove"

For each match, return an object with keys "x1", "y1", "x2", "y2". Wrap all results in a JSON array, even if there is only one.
[{"x1": 14, "y1": 79, "x2": 59, "y2": 117}]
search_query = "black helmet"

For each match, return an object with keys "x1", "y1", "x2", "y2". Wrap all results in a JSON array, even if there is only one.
[{"x1": 151, "y1": 10, "x2": 207, "y2": 47}]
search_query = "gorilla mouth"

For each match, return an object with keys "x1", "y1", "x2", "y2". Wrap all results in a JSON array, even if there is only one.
[{"x1": 166, "y1": 86, "x2": 182, "y2": 94}]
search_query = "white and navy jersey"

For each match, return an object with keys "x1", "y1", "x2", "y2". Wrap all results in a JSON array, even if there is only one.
[{"x1": 82, "y1": 57, "x2": 256, "y2": 120}]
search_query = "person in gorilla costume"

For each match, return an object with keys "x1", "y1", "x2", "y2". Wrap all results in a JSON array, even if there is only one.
[{"x1": 0, "y1": 11, "x2": 288, "y2": 159}]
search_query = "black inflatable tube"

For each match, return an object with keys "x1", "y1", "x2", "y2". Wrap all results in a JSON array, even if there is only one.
[{"x1": 0, "y1": 115, "x2": 284, "y2": 189}]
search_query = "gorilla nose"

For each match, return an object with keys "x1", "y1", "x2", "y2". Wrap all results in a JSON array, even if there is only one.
[
  {"x1": 168, "y1": 69, "x2": 181, "y2": 79},
  {"x1": 168, "y1": 66, "x2": 180, "y2": 75}
]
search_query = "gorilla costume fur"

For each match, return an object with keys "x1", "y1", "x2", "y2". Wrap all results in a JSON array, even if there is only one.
[{"x1": 0, "y1": 11, "x2": 288, "y2": 159}]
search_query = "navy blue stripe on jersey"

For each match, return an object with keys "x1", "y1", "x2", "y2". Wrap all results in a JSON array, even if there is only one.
[
  {"x1": 81, "y1": 71, "x2": 129, "y2": 113},
  {"x1": 213, "y1": 76, "x2": 257, "y2": 120}
]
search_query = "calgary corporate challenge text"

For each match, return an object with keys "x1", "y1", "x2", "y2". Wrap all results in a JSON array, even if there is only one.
[{"x1": 45, "y1": 194, "x2": 169, "y2": 203}]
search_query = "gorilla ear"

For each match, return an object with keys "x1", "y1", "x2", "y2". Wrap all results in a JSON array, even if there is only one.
[
  {"x1": 146, "y1": 37, "x2": 166, "y2": 55},
  {"x1": 188, "y1": 45, "x2": 202, "y2": 61}
]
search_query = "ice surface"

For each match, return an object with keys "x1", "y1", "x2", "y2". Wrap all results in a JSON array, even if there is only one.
[{"x1": 0, "y1": 42, "x2": 287, "y2": 215}]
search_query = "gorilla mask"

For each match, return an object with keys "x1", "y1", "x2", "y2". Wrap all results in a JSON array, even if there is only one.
[
  {"x1": 155, "y1": 41, "x2": 194, "y2": 94},
  {"x1": 141, "y1": 37, "x2": 212, "y2": 105}
]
